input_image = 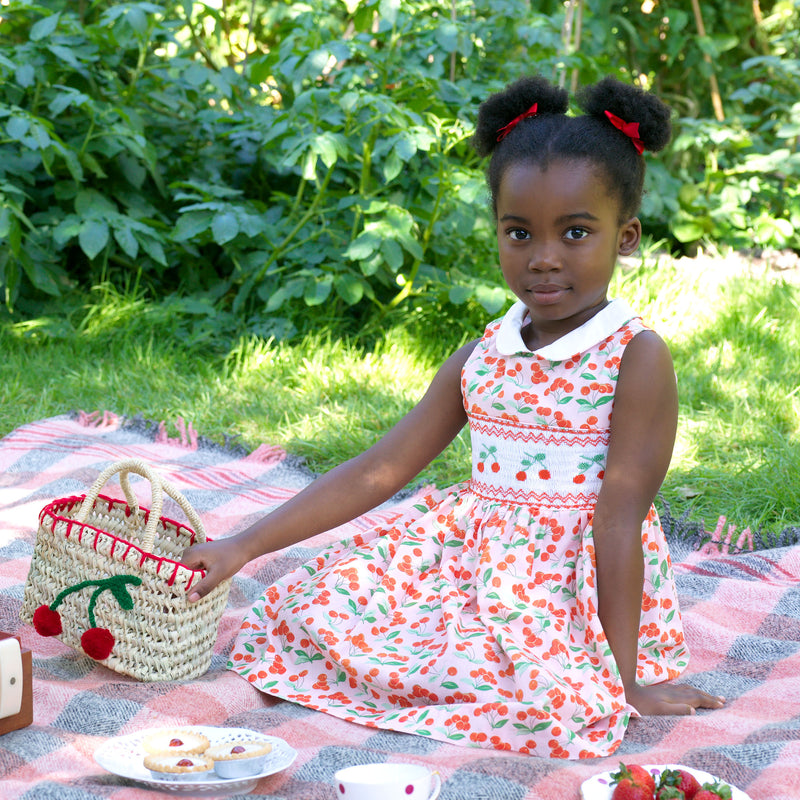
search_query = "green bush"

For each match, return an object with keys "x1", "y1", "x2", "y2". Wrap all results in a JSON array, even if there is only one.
[
  {"x1": 613, "y1": 0, "x2": 800, "y2": 248},
  {"x1": 1, "y1": 0, "x2": 798, "y2": 337},
  {"x1": 0, "y1": 1, "x2": 523, "y2": 337}
]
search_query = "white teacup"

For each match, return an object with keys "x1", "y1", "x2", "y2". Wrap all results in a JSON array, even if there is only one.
[{"x1": 334, "y1": 763, "x2": 441, "y2": 800}]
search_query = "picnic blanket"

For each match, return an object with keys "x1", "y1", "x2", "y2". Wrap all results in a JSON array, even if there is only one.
[{"x1": 1, "y1": 413, "x2": 799, "y2": 799}]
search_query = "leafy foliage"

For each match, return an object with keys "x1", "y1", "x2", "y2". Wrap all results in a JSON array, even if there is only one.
[
  {"x1": 0, "y1": 0, "x2": 798, "y2": 335},
  {"x1": 610, "y1": 0, "x2": 800, "y2": 249}
]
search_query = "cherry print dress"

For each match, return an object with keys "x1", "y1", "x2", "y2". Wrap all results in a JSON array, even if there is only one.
[{"x1": 228, "y1": 299, "x2": 689, "y2": 759}]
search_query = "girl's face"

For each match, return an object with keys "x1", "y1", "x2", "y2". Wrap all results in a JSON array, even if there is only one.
[{"x1": 495, "y1": 158, "x2": 641, "y2": 351}]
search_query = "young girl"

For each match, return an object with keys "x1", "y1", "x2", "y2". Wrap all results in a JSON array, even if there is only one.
[{"x1": 184, "y1": 76, "x2": 724, "y2": 758}]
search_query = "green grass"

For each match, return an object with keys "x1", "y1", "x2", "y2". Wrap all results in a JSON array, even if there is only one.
[
  {"x1": 0, "y1": 283, "x2": 474, "y2": 488},
  {"x1": 2, "y1": 258, "x2": 799, "y2": 537},
  {"x1": 610, "y1": 254, "x2": 800, "y2": 533}
]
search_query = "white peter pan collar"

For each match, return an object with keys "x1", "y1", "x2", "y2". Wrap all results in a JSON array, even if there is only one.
[{"x1": 495, "y1": 298, "x2": 637, "y2": 360}]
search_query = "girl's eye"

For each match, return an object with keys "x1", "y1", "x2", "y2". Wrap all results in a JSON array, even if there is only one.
[
  {"x1": 565, "y1": 227, "x2": 589, "y2": 241},
  {"x1": 508, "y1": 228, "x2": 530, "y2": 241}
]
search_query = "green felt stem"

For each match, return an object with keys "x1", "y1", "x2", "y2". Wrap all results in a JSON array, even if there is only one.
[
  {"x1": 87, "y1": 586, "x2": 103, "y2": 629},
  {"x1": 49, "y1": 575, "x2": 143, "y2": 629}
]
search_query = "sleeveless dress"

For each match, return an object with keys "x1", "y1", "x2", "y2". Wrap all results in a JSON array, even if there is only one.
[{"x1": 228, "y1": 299, "x2": 689, "y2": 759}]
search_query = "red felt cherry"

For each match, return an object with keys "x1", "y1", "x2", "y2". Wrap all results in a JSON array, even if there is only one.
[
  {"x1": 81, "y1": 627, "x2": 115, "y2": 660},
  {"x1": 177, "y1": 759, "x2": 194, "y2": 767},
  {"x1": 33, "y1": 605, "x2": 63, "y2": 636},
  {"x1": 231, "y1": 745, "x2": 245, "y2": 754},
  {"x1": 169, "y1": 739, "x2": 184, "y2": 747}
]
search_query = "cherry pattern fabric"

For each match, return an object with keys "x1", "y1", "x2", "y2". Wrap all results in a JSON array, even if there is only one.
[{"x1": 228, "y1": 306, "x2": 688, "y2": 759}]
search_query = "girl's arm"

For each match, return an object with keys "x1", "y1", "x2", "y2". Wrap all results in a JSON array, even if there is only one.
[
  {"x1": 593, "y1": 330, "x2": 725, "y2": 715},
  {"x1": 183, "y1": 339, "x2": 479, "y2": 601}
]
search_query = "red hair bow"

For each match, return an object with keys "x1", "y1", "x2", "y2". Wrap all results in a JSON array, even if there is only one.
[
  {"x1": 604, "y1": 110, "x2": 645, "y2": 154},
  {"x1": 496, "y1": 103, "x2": 538, "y2": 142}
]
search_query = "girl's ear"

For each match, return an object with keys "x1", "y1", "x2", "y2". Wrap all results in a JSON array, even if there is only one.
[{"x1": 618, "y1": 217, "x2": 642, "y2": 256}]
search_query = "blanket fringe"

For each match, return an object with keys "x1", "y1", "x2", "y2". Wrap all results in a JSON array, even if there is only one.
[
  {"x1": 659, "y1": 496, "x2": 800, "y2": 554},
  {"x1": 244, "y1": 443, "x2": 289, "y2": 463},
  {"x1": 72, "y1": 410, "x2": 284, "y2": 462},
  {"x1": 155, "y1": 417, "x2": 198, "y2": 450},
  {"x1": 75, "y1": 410, "x2": 121, "y2": 429},
  {"x1": 698, "y1": 516, "x2": 753, "y2": 556}
]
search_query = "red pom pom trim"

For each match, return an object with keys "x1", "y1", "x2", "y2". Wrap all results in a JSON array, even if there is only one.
[
  {"x1": 33, "y1": 604, "x2": 63, "y2": 636},
  {"x1": 81, "y1": 627, "x2": 115, "y2": 660}
]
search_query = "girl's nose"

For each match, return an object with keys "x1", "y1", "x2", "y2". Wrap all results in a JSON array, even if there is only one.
[{"x1": 528, "y1": 244, "x2": 561, "y2": 271}]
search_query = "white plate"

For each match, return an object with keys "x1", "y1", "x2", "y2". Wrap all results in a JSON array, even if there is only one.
[
  {"x1": 580, "y1": 763, "x2": 751, "y2": 800},
  {"x1": 94, "y1": 725, "x2": 297, "y2": 795}
]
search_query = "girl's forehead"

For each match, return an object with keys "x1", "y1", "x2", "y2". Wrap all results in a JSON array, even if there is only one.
[
  {"x1": 497, "y1": 159, "x2": 617, "y2": 207},
  {"x1": 501, "y1": 158, "x2": 606, "y2": 188}
]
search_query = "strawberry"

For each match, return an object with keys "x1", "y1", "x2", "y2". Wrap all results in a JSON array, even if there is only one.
[
  {"x1": 628, "y1": 765, "x2": 656, "y2": 795},
  {"x1": 612, "y1": 781, "x2": 655, "y2": 800},
  {"x1": 694, "y1": 782, "x2": 733, "y2": 800},
  {"x1": 611, "y1": 763, "x2": 656, "y2": 800},
  {"x1": 656, "y1": 788, "x2": 685, "y2": 800},
  {"x1": 658, "y1": 768, "x2": 701, "y2": 800}
]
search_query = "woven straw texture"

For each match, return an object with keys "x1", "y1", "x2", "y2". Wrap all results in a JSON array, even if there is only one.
[{"x1": 20, "y1": 459, "x2": 231, "y2": 681}]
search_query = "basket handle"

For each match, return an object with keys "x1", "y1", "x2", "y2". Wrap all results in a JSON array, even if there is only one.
[
  {"x1": 75, "y1": 458, "x2": 207, "y2": 552},
  {"x1": 118, "y1": 464, "x2": 207, "y2": 545}
]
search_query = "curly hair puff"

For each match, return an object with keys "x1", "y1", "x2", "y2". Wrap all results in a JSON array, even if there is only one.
[{"x1": 473, "y1": 75, "x2": 672, "y2": 221}]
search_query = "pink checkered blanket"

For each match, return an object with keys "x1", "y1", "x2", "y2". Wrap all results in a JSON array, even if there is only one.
[{"x1": 0, "y1": 414, "x2": 798, "y2": 799}]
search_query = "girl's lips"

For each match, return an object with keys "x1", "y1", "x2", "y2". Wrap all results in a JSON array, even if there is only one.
[{"x1": 529, "y1": 285, "x2": 568, "y2": 304}]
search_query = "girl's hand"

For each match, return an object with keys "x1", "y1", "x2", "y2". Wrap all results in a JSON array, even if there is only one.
[
  {"x1": 625, "y1": 681, "x2": 726, "y2": 716},
  {"x1": 182, "y1": 540, "x2": 246, "y2": 603}
]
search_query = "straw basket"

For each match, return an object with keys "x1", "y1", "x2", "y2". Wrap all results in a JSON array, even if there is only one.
[{"x1": 21, "y1": 458, "x2": 231, "y2": 682}]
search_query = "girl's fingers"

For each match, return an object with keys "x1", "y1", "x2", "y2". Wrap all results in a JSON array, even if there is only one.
[
  {"x1": 187, "y1": 577, "x2": 210, "y2": 603},
  {"x1": 188, "y1": 571, "x2": 221, "y2": 602},
  {"x1": 182, "y1": 544, "x2": 223, "y2": 601},
  {"x1": 676, "y1": 689, "x2": 725, "y2": 713},
  {"x1": 629, "y1": 683, "x2": 726, "y2": 716},
  {"x1": 696, "y1": 693, "x2": 726, "y2": 709}
]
